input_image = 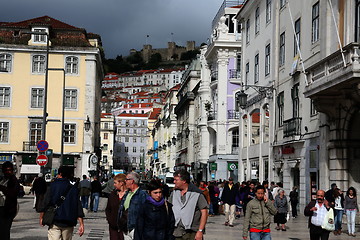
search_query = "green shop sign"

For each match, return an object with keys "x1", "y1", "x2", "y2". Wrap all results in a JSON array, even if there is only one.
[
  {"x1": 228, "y1": 162, "x2": 238, "y2": 171},
  {"x1": 210, "y1": 162, "x2": 217, "y2": 171}
]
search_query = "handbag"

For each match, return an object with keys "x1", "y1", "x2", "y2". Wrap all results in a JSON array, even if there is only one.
[
  {"x1": 42, "y1": 183, "x2": 72, "y2": 226},
  {"x1": 321, "y1": 208, "x2": 335, "y2": 231}
]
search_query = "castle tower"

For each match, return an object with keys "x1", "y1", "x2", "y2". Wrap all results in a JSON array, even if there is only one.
[{"x1": 186, "y1": 41, "x2": 195, "y2": 51}]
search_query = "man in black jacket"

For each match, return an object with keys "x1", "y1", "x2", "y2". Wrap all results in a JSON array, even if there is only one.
[
  {"x1": 221, "y1": 177, "x2": 238, "y2": 227},
  {"x1": 39, "y1": 166, "x2": 84, "y2": 240}
]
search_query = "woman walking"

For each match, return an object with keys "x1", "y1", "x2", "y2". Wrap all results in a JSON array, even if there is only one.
[
  {"x1": 134, "y1": 179, "x2": 175, "y2": 240},
  {"x1": 274, "y1": 189, "x2": 288, "y2": 231},
  {"x1": 289, "y1": 186, "x2": 299, "y2": 218},
  {"x1": 105, "y1": 173, "x2": 127, "y2": 240},
  {"x1": 344, "y1": 187, "x2": 358, "y2": 237},
  {"x1": 333, "y1": 188, "x2": 344, "y2": 235}
]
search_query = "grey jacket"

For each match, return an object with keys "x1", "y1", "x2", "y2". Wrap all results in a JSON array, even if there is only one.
[
  {"x1": 243, "y1": 198, "x2": 277, "y2": 238},
  {"x1": 274, "y1": 195, "x2": 288, "y2": 214}
]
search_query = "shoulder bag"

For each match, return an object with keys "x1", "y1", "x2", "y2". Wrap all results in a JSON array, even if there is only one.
[{"x1": 42, "y1": 183, "x2": 72, "y2": 226}]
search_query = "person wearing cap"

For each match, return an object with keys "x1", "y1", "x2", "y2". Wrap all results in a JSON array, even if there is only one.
[
  {"x1": 221, "y1": 177, "x2": 238, "y2": 227},
  {"x1": 32, "y1": 172, "x2": 47, "y2": 212}
]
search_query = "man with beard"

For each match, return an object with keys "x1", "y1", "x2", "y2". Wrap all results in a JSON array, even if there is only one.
[{"x1": 304, "y1": 190, "x2": 332, "y2": 240}]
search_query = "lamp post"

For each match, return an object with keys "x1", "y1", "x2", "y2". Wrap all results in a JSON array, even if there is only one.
[
  {"x1": 23, "y1": 31, "x2": 50, "y2": 141},
  {"x1": 47, "y1": 68, "x2": 66, "y2": 164}
]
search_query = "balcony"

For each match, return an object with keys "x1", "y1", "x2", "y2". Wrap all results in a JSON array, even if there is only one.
[
  {"x1": 207, "y1": 111, "x2": 217, "y2": 121},
  {"x1": 174, "y1": 92, "x2": 195, "y2": 114},
  {"x1": 229, "y1": 69, "x2": 241, "y2": 79},
  {"x1": 23, "y1": 141, "x2": 37, "y2": 151},
  {"x1": 283, "y1": 117, "x2": 302, "y2": 138},
  {"x1": 227, "y1": 110, "x2": 240, "y2": 119},
  {"x1": 305, "y1": 42, "x2": 360, "y2": 99},
  {"x1": 212, "y1": 0, "x2": 246, "y2": 29}
]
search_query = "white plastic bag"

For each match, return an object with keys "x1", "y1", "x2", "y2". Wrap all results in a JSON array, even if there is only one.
[{"x1": 321, "y1": 208, "x2": 335, "y2": 231}]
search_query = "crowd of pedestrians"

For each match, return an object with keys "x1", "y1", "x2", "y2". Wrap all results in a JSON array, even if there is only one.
[{"x1": 1, "y1": 164, "x2": 360, "y2": 240}]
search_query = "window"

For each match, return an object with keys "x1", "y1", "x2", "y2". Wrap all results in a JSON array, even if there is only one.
[
  {"x1": 0, "y1": 122, "x2": 9, "y2": 142},
  {"x1": 31, "y1": 88, "x2": 44, "y2": 108},
  {"x1": 140, "y1": 146, "x2": 145, "y2": 152},
  {"x1": 0, "y1": 53, "x2": 12, "y2": 72},
  {"x1": 254, "y1": 54, "x2": 259, "y2": 84},
  {"x1": 232, "y1": 129, "x2": 239, "y2": 147},
  {"x1": 103, "y1": 133, "x2": 108, "y2": 140},
  {"x1": 236, "y1": 54, "x2": 241, "y2": 72},
  {"x1": 312, "y1": 2, "x2": 319, "y2": 43},
  {"x1": 0, "y1": 87, "x2": 10, "y2": 107},
  {"x1": 64, "y1": 124, "x2": 76, "y2": 144},
  {"x1": 266, "y1": 0, "x2": 272, "y2": 23},
  {"x1": 280, "y1": 0, "x2": 286, "y2": 8},
  {"x1": 245, "y1": 62, "x2": 250, "y2": 86},
  {"x1": 125, "y1": 136, "x2": 129, "y2": 142},
  {"x1": 65, "y1": 56, "x2": 78, "y2": 74},
  {"x1": 125, "y1": 120, "x2": 130, "y2": 127},
  {"x1": 277, "y1": 92, "x2": 284, "y2": 127},
  {"x1": 133, "y1": 147, "x2": 137, "y2": 153},
  {"x1": 279, "y1": 32, "x2": 286, "y2": 66},
  {"x1": 246, "y1": 19, "x2": 250, "y2": 43},
  {"x1": 134, "y1": 129, "x2": 137, "y2": 134},
  {"x1": 103, "y1": 144, "x2": 108, "y2": 150},
  {"x1": 125, "y1": 146, "x2": 129, "y2": 152},
  {"x1": 294, "y1": 18, "x2": 301, "y2": 56},
  {"x1": 255, "y1": 7, "x2": 260, "y2": 34},
  {"x1": 132, "y1": 157, "x2": 136, "y2": 163},
  {"x1": 291, "y1": 84, "x2": 300, "y2": 118},
  {"x1": 30, "y1": 122, "x2": 42, "y2": 143},
  {"x1": 141, "y1": 137, "x2": 144, "y2": 143},
  {"x1": 33, "y1": 28, "x2": 47, "y2": 43},
  {"x1": 32, "y1": 55, "x2": 46, "y2": 73},
  {"x1": 102, "y1": 156, "x2": 108, "y2": 163},
  {"x1": 125, "y1": 129, "x2": 129, "y2": 134},
  {"x1": 310, "y1": 99, "x2": 317, "y2": 116},
  {"x1": 65, "y1": 89, "x2": 77, "y2": 109},
  {"x1": 265, "y1": 44, "x2": 271, "y2": 76},
  {"x1": 133, "y1": 137, "x2": 137, "y2": 143},
  {"x1": 356, "y1": 0, "x2": 360, "y2": 41}
]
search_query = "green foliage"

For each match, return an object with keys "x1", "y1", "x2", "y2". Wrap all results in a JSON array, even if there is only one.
[{"x1": 180, "y1": 50, "x2": 200, "y2": 61}]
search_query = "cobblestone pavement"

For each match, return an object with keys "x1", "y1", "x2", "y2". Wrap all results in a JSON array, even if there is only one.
[{"x1": 12, "y1": 195, "x2": 359, "y2": 239}]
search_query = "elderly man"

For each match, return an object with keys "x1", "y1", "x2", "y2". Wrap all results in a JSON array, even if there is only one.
[
  {"x1": 169, "y1": 169, "x2": 208, "y2": 240},
  {"x1": 304, "y1": 190, "x2": 332, "y2": 240},
  {"x1": 121, "y1": 172, "x2": 147, "y2": 240}
]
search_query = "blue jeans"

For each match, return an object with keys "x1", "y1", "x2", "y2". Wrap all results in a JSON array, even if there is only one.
[
  {"x1": 81, "y1": 195, "x2": 89, "y2": 209},
  {"x1": 334, "y1": 209, "x2": 343, "y2": 231},
  {"x1": 249, "y1": 232, "x2": 272, "y2": 240},
  {"x1": 346, "y1": 209, "x2": 357, "y2": 234},
  {"x1": 91, "y1": 192, "x2": 100, "y2": 212}
]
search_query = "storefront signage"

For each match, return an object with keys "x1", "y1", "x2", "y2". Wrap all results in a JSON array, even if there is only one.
[
  {"x1": 210, "y1": 162, "x2": 217, "y2": 171},
  {"x1": 228, "y1": 162, "x2": 238, "y2": 171},
  {"x1": 282, "y1": 146, "x2": 295, "y2": 154}
]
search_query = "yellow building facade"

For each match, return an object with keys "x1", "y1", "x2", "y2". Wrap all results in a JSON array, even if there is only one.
[{"x1": 0, "y1": 16, "x2": 103, "y2": 181}]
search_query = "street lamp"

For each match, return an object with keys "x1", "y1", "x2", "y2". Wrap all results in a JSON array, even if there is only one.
[
  {"x1": 236, "y1": 84, "x2": 274, "y2": 109},
  {"x1": 23, "y1": 31, "x2": 50, "y2": 141},
  {"x1": 84, "y1": 116, "x2": 91, "y2": 132},
  {"x1": 47, "y1": 68, "x2": 66, "y2": 164}
]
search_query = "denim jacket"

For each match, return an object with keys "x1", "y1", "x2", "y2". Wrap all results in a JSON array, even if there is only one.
[{"x1": 121, "y1": 187, "x2": 147, "y2": 232}]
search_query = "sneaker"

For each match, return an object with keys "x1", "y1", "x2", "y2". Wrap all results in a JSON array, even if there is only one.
[
  {"x1": 352, "y1": 234, "x2": 356, "y2": 237},
  {"x1": 229, "y1": 224, "x2": 234, "y2": 227},
  {"x1": 282, "y1": 228, "x2": 286, "y2": 231}
]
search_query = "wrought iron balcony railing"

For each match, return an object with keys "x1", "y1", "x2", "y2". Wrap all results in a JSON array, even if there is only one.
[
  {"x1": 283, "y1": 117, "x2": 302, "y2": 137},
  {"x1": 23, "y1": 141, "x2": 37, "y2": 151},
  {"x1": 227, "y1": 110, "x2": 240, "y2": 119}
]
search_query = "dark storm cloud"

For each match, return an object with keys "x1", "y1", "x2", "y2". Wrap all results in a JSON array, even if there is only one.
[{"x1": 1, "y1": 0, "x2": 223, "y2": 58}]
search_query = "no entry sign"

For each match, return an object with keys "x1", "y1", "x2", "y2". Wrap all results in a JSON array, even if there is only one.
[{"x1": 36, "y1": 154, "x2": 48, "y2": 166}]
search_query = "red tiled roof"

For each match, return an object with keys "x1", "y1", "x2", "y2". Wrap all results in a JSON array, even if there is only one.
[
  {"x1": 101, "y1": 113, "x2": 113, "y2": 118},
  {"x1": 118, "y1": 113, "x2": 148, "y2": 117},
  {"x1": 0, "y1": 16, "x2": 81, "y2": 30},
  {"x1": 148, "y1": 108, "x2": 162, "y2": 119}
]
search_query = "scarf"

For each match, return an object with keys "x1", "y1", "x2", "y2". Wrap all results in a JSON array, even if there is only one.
[{"x1": 146, "y1": 195, "x2": 165, "y2": 207}]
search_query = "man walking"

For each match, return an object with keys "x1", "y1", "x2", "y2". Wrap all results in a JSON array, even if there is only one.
[
  {"x1": 169, "y1": 169, "x2": 208, "y2": 240},
  {"x1": 221, "y1": 177, "x2": 238, "y2": 227},
  {"x1": 121, "y1": 172, "x2": 147, "y2": 239},
  {"x1": 90, "y1": 176, "x2": 102, "y2": 212},
  {"x1": 39, "y1": 166, "x2": 84, "y2": 240},
  {"x1": 243, "y1": 185, "x2": 277, "y2": 240},
  {"x1": 0, "y1": 161, "x2": 20, "y2": 240},
  {"x1": 304, "y1": 189, "x2": 332, "y2": 240},
  {"x1": 78, "y1": 175, "x2": 91, "y2": 209}
]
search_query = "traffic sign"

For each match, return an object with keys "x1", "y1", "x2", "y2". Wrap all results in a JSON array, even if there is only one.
[
  {"x1": 37, "y1": 140, "x2": 49, "y2": 152},
  {"x1": 36, "y1": 154, "x2": 48, "y2": 166}
]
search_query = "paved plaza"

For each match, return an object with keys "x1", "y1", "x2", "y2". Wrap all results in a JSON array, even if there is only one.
[{"x1": 11, "y1": 195, "x2": 359, "y2": 240}]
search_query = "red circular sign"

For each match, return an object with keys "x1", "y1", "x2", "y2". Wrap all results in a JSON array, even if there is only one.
[{"x1": 36, "y1": 154, "x2": 48, "y2": 166}]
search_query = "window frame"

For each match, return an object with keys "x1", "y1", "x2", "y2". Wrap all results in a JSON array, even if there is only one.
[
  {"x1": 266, "y1": 0, "x2": 272, "y2": 23},
  {"x1": 32, "y1": 55, "x2": 46, "y2": 73},
  {"x1": 255, "y1": 7, "x2": 260, "y2": 34},
  {"x1": 64, "y1": 89, "x2": 77, "y2": 109},
  {"x1": 245, "y1": 62, "x2": 250, "y2": 86},
  {"x1": 265, "y1": 44, "x2": 271, "y2": 76},
  {"x1": 29, "y1": 122, "x2": 42, "y2": 143},
  {"x1": 311, "y1": 2, "x2": 320, "y2": 43},
  {"x1": 65, "y1": 56, "x2": 79, "y2": 75},
  {"x1": 0, "y1": 87, "x2": 11, "y2": 107},
  {"x1": 0, "y1": 53, "x2": 12, "y2": 72},
  {"x1": 279, "y1": 32, "x2": 286, "y2": 66},
  {"x1": 246, "y1": 19, "x2": 250, "y2": 43},
  {"x1": 277, "y1": 92, "x2": 284, "y2": 127},
  {"x1": 0, "y1": 122, "x2": 9, "y2": 143},
  {"x1": 63, "y1": 123, "x2": 76, "y2": 144},
  {"x1": 32, "y1": 28, "x2": 48, "y2": 43},
  {"x1": 294, "y1": 18, "x2": 301, "y2": 56},
  {"x1": 254, "y1": 54, "x2": 259, "y2": 84},
  {"x1": 31, "y1": 88, "x2": 44, "y2": 108}
]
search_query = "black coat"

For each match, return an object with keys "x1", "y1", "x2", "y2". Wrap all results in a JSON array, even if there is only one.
[
  {"x1": 134, "y1": 199, "x2": 175, "y2": 240},
  {"x1": 221, "y1": 183, "x2": 238, "y2": 205}
]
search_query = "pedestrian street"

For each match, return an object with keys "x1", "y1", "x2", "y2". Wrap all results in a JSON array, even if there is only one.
[{"x1": 12, "y1": 195, "x2": 358, "y2": 240}]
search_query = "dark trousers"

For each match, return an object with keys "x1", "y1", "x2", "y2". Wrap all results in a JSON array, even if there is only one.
[
  {"x1": 0, "y1": 207, "x2": 15, "y2": 240},
  {"x1": 291, "y1": 201, "x2": 298, "y2": 217},
  {"x1": 309, "y1": 224, "x2": 330, "y2": 240},
  {"x1": 109, "y1": 226, "x2": 124, "y2": 240}
]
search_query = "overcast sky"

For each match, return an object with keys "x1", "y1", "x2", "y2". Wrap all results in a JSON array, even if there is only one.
[{"x1": 1, "y1": 0, "x2": 223, "y2": 59}]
